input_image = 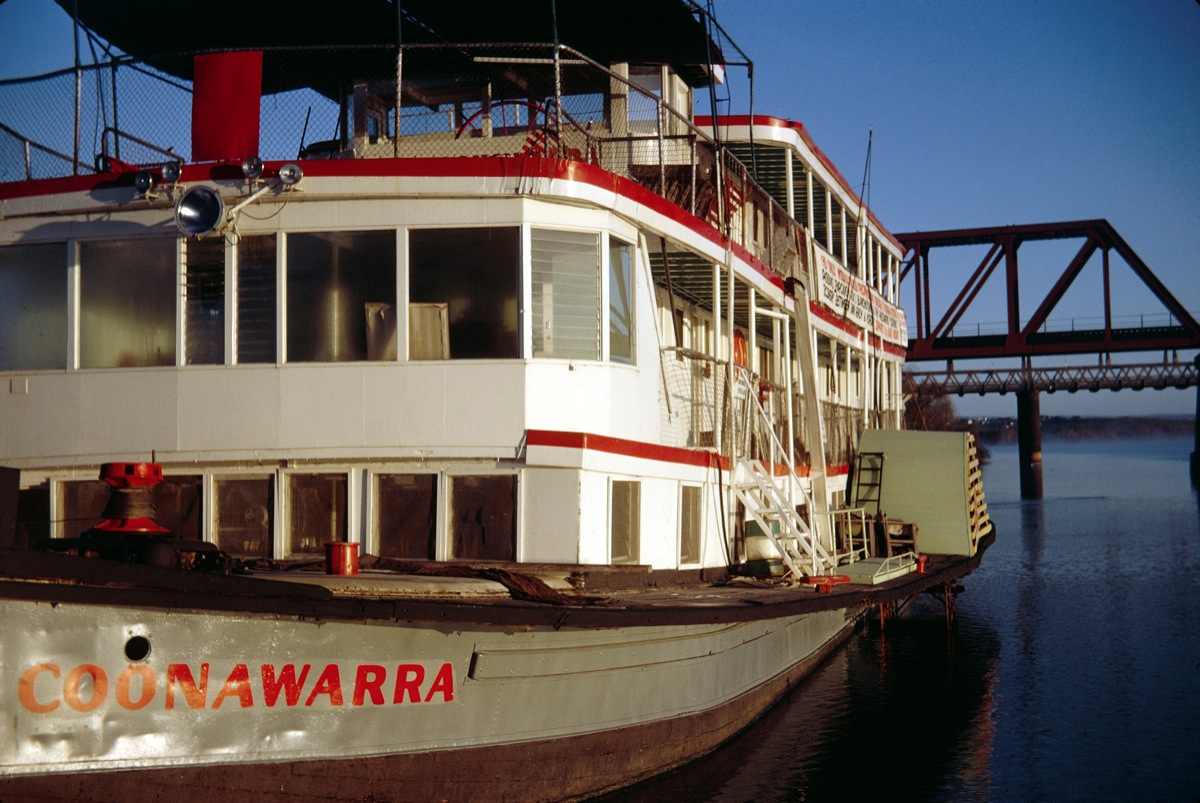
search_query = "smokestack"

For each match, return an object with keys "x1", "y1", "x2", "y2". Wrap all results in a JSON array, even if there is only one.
[{"x1": 191, "y1": 51, "x2": 263, "y2": 162}]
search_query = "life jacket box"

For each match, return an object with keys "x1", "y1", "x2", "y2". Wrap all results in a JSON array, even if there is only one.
[{"x1": 856, "y1": 430, "x2": 991, "y2": 557}]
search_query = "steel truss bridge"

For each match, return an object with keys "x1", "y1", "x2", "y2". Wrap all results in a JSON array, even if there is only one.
[
  {"x1": 894, "y1": 219, "x2": 1200, "y2": 498},
  {"x1": 905, "y1": 360, "x2": 1199, "y2": 396}
]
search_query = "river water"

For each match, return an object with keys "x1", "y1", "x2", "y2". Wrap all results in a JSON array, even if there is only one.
[{"x1": 611, "y1": 437, "x2": 1200, "y2": 802}]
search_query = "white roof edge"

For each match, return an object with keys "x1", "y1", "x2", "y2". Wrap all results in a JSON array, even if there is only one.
[{"x1": 707, "y1": 122, "x2": 907, "y2": 261}]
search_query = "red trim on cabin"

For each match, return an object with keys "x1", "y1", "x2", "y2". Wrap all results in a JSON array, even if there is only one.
[
  {"x1": 0, "y1": 156, "x2": 786, "y2": 291},
  {"x1": 694, "y1": 114, "x2": 905, "y2": 254},
  {"x1": 525, "y1": 429, "x2": 850, "y2": 477},
  {"x1": 808, "y1": 301, "x2": 907, "y2": 358},
  {"x1": 526, "y1": 429, "x2": 730, "y2": 470}
]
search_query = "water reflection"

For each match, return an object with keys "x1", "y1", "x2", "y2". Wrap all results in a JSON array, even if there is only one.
[
  {"x1": 607, "y1": 439, "x2": 1200, "y2": 801},
  {"x1": 607, "y1": 604, "x2": 1001, "y2": 802}
]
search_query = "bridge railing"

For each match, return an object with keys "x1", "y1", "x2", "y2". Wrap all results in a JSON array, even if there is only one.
[{"x1": 907, "y1": 311, "x2": 1198, "y2": 340}]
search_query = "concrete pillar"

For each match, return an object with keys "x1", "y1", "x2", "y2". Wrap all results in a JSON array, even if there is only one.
[
  {"x1": 1017, "y1": 389, "x2": 1043, "y2": 499},
  {"x1": 1191, "y1": 355, "x2": 1200, "y2": 488}
]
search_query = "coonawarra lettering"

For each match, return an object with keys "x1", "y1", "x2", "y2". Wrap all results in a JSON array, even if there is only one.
[{"x1": 17, "y1": 661, "x2": 456, "y2": 713}]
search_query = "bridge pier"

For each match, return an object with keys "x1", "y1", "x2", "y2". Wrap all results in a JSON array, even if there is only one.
[
  {"x1": 1192, "y1": 356, "x2": 1200, "y2": 489},
  {"x1": 1017, "y1": 389, "x2": 1044, "y2": 499}
]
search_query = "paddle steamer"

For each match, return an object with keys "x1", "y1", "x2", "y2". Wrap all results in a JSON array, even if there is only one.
[{"x1": 0, "y1": 2, "x2": 992, "y2": 799}]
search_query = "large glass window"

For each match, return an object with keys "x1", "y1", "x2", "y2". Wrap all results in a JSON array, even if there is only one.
[
  {"x1": 375, "y1": 474, "x2": 437, "y2": 559},
  {"x1": 408, "y1": 227, "x2": 520, "y2": 359},
  {"x1": 286, "y1": 231, "x2": 396, "y2": 362},
  {"x1": 0, "y1": 243, "x2": 67, "y2": 371},
  {"x1": 214, "y1": 476, "x2": 273, "y2": 557},
  {"x1": 532, "y1": 228, "x2": 600, "y2": 360},
  {"x1": 609, "y1": 238, "x2": 635, "y2": 364},
  {"x1": 610, "y1": 480, "x2": 640, "y2": 564},
  {"x1": 287, "y1": 473, "x2": 347, "y2": 555},
  {"x1": 154, "y1": 475, "x2": 203, "y2": 541},
  {"x1": 450, "y1": 475, "x2": 516, "y2": 561},
  {"x1": 184, "y1": 239, "x2": 224, "y2": 365},
  {"x1": 80, "y1": 239, "x2": 176, "y2": 368},
  {"x1": 237, "y1": 235, "x2": 277, "y2": 363}
]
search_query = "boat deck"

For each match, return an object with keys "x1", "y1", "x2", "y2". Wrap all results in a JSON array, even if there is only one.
[{"x1": 0, "y1": 529, "x2": 991, "y2": 628}]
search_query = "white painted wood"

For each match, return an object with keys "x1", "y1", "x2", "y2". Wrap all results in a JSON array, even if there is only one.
[
  {"x1": 65, "y1": 240, "x2": 79, "y2": 371},
  {"x1": 225, "y1": 236, "x2": 237, "y2": 365}
]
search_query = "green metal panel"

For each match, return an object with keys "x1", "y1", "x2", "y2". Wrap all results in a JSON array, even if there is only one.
[{"x1": 857, "y1": 430, "x2": 976, "y2": 556}]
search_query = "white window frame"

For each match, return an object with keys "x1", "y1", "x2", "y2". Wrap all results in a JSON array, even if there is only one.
[
  {"x1": 608, "y1": 477, "x2": 641, "y2": 565},
  {"x1": 366, "y1": 468, "x2": 441, "y2": 559},
  {"x1": 678, "y1": 481, "x2": 704, "y2": 568},
  {"x1": 443, "y1": 468, "x2": 523, "y2": 563}
]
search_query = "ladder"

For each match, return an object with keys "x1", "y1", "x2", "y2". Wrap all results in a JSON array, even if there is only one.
[{"x1": 850, "y1": 451, "x2": 885, "y2": 516}]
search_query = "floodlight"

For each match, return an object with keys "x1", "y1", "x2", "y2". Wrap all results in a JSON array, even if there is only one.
[
  {"x1": 175, "y1": 186, "x2": 225, "y2": 237},
  {"x1": 134, "y1": 170, "x2": 156, "y2": 196},
  {"x1": 162, "y1": 162, "x2": 183, "y2": 183},
  {"x1": 278, "y1": 163, "x2": 303, "y2": 186},
  {"x1": 241, "y1": 156, "x2": 263, "y2": 180}
]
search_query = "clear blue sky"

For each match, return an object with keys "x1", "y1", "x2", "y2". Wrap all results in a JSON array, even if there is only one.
[{"x1": 2, "y1": 0, "x2": 1198, "y2": 416}]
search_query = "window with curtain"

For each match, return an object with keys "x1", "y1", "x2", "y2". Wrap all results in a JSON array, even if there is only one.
[{"x1": 532, "y1": 228, "x2": 600, "y2": 360}]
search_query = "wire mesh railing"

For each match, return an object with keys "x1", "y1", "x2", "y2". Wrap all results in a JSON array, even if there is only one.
[{"x1": 0, "y1": 42, "x2": 809, "y2": 282}]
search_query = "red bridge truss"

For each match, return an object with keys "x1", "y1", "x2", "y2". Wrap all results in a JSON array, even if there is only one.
[{"x1": 895, "y1": 219, "x2": 1200, "y2": 362}]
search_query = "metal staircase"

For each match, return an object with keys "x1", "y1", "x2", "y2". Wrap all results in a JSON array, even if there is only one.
[{"x1": 730, "y1": 368, "x2": 836, "y2": 580}]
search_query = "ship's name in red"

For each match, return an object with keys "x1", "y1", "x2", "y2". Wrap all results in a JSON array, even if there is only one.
[{"x1": 17, "y1": 661, "x2": 456, "y2": 713}]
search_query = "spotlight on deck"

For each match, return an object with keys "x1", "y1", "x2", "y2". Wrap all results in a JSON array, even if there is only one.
[
  {"x1": 278, "y1": 163, "x2": 303, "y2": 186},
  {"x1": 241, "y1": 156, "x2": 263, "y2": 180},
  {"x1": 175, "y1": 186, "x2": 225, "y2": 237},
  {"x1": 162, "y1": 161, "x2": 183, "y2": 184},
  {"x1": 134, "y1": 170, "x2": 156, "y2": 197}
]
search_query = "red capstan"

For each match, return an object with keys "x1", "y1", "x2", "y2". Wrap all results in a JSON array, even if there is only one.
[{"x1": 92, "y1": 462, "x2": 169, "y2": 534}]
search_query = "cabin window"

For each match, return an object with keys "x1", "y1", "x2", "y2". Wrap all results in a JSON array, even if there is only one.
[
  {"x1": 214, "y1": 476, "x2": 274, "y2": 557},
  {"x1": 449, "y1": 474, "x2": 517, "y2": 561},
  {"x1": 155, "y1": 475, "x2": 203, "y2": 541},
  {"x1": 680, "y1": 484, "x2": 702, "y2": 565},
  {"x1": 286, "y1": 231, "x2": 396, "y2": 362},
  {"x1": 375, "y1": 473, "x2": 437, "y2": 559},
  {"x1": 609, "y1": 237, "x2": 635, "y2": 364},
  {"x1": 237, "y1": 234, "x2": 277, "y2": 363},
  {"x1": 184, "y1": 238, "x2": 225, "y2": 365},
  {"x1": 408, "y1": 227, "x2": 520, "y2": 359},
  {"x1": 57, "y1": 479, "x2": 108, "y2": 539},
  {"x1": 79, "y1": 238, "x2": 176, "y2": 368},
  {"x1": 532, "y1": 228, "x2": 601, "y2": 360},
  {"x1": 287, "y1": 473, "x2": 348, "y2": 555},
  {"x1": 0, "y1": 243, "x2": 67, "y2": 371},
  {"x1": 610, "y1": 480, "x2": 640, "y2": 564}
]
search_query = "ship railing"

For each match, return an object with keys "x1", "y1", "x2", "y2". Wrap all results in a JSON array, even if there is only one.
[
  {"x1": 0, "y1": 42, "x2": 809, "y2": 284},
  {"x1": 820, "y1": 506, "x2": 871, "y2": 565},
  {"x1": 660, "y1": 347, "x2": 725, "y2": 451}
]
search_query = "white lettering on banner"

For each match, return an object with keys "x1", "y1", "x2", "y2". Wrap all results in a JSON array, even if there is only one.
[{"x1": 812, "y1": 244, "x2": 906, "y2": 346}]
